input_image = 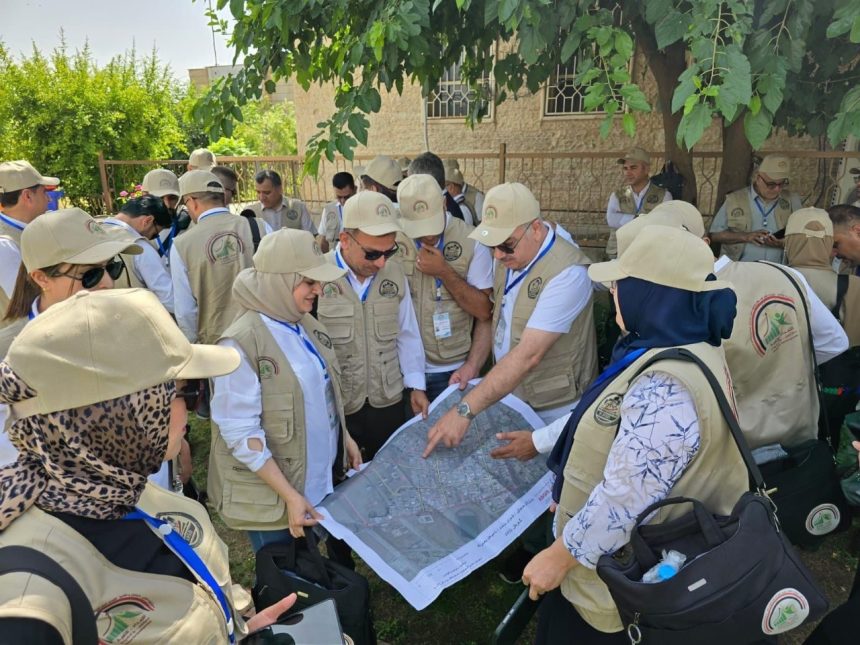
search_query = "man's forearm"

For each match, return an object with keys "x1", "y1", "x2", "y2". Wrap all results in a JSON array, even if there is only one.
[
  {"x1": 464, "y1": 317, "x2": 492, "y2": 371},
  {"x1": 463, "y1": 341, "x2": 537, "y2": 413},
  {"x1": 710, "y1": 229, "x2": 752, "y2": 245},
  {"x1": 439, "y1": 269, "x2": 492, "y2": 321}
]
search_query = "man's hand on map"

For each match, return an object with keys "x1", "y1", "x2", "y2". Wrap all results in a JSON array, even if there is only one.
[
  {"x1": 411, "y1": 389, "x2": 430, "y2": 419},
  {"x1": 284, "y1": 491, "x2": 324, "y2": 538},
  {"x1": 489, "y1": 431, "x2": 538, "y2": 461},
  {"x1": 346, "y1": 435, "x2": 363, "y2": 470},
  {"x1": 448, "y1": 362, "x2": 479, "y2": 390},
  {"x1": 422, "y1": 408, "x2": 471, "y2": 457},
  {"x1": 522, "y1": 538, "x2": 578, "y2": 601}
]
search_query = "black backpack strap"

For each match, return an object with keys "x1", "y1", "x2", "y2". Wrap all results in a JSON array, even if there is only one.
[
  {"x1": 833, "y1": 274, "x2": 849, "y2": 319},
  {"x1": 242, "y1": 213, "x2": 262, "y2": 252},
  {"x1": 0, "y1": 545, "x2": 98, "y2": 644},
  {"x1": 758, "y1": 261, "x2": 831, "y2": 443},
  {"x1": 630, "y1": 348, "x2": 766, "y2": 492}
]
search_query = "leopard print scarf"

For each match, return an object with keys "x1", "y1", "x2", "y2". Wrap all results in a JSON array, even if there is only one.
[{"x1": 0, "y1": 363, "x2": 175, "y2": 530}]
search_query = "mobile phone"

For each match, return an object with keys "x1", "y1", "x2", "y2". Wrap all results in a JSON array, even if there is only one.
[
  {"x1": 246, "y1": 598, "x2": 345, "y2": 645},
  {"x1": 773, "y1": 228, "x2": 786, "y2": 240}
]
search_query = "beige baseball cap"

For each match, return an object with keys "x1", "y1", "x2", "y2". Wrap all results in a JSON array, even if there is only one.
[
  {"x1": 617, "y1": 147, "x2": 651, "y2": 165},
  {"x1": 342, "y1": 191, "x2": 401, "y2": 236},
  {"x1": 442, "y1": 159, "x2": 465, "y2": 186},
  {"x1": 614, "y1": 212, "x2": 683, "y2": 258},
  {"x1": 188, "y1": 148, "x2": 217, "y2": 170},
  {"x1": 468, "y1": 182, "x2": 540, "y2": 247},
  {"x1": 589, "y1": 225, "x2": 730, "y2": 292},
  {"x1": 647, "y1": 201, "x2": 706, "y2": 238},
  {"x1": 179, "y1": 170, "x2": 224, "y2": 198},
  {"x1": 0, "y1": 160, "x2": 60, "y2": 194},
  {"x1": 254, "y1": 228, "x2": 347, "y2": 282},
  {"x1": 396, "y1": 157, "x2": 412, "y2": 174},
  {"x1": 21, "y1": 208, "x2": 142, "y2": 271},
  {"x1": 5, "y1": 289, "x2": 240, "y2": 417},
  {"x1": 785, "y1": 207, "x2": 833, "y2": 238},
  {"x1": 397, "y1": 174, "x2": 445, "y2": 239},
  {"x1": 362, "y1": 155, "x2": 402, "y2": 191},
  {"x1": 757, "y1": 154, "x2": 791, "y2": 181},
  {"x1": 141, "y1": 169, "x2": 180, "y2": 197}
]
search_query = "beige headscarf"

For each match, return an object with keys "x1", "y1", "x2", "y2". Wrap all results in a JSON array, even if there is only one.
[
  {"x1": 232, "y1": 268, "x2": 305, "y2": 323},
  {"x1": 784, "y1": 209, "x2": 834, "y2": 270}
]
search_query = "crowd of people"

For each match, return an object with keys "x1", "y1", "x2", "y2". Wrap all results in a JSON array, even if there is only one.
[{"x1": 0, "y1": 146, "x2": 858, "y2": 644}]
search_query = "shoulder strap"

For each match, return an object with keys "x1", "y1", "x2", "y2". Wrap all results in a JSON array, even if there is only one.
[
  {"x1": 758, "y1": 261, "x2": 830, "y2": 443},
  {"x1": 833, "y1": 273, "x2": 849, "y2": 319},
  {"x1": 0, "y1": 545, "x2": 98, "y2": 644},
  {"x1": 630, "y1": 348, "x2": 765, "y2": 492},
  {"x1": 241, "y1": 212, "x2": 261, "y2": 252}
]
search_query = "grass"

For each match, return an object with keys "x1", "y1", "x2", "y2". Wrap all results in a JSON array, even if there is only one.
[{"x1": 188, "y1": 409, "x2": 859, "y2": 645}]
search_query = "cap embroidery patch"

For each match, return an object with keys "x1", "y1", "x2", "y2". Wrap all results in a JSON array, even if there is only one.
[
  {"x1": 484, "y1": 206, "x2": 497, "y2": 221},
  {"x1": 159, "y1": 178, "x2": 173, "y2": 188},
  {"x1": 443, "y1": 241, "x2": 463, "y2": 261},
  {"x1": 86, "y1": 220, "x2": 107, "y2": 235},
  {"x1": 378, "y1": 279, "x2": 399, "y2": 298},
  {"x1": 377, "y1": 204, "x2": 392, "y2": 218},
  {"x1": 313, "y1": 329, "x2": 333, "y2": 349},
  {"x1": 414, "y1": 200, "x2": 428, "y2": 214},
  {"x1": 258, "y1": 356, "x2": 280, "y2": 379}
]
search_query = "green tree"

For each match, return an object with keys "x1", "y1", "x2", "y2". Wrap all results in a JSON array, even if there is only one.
[
  {"x1": 208, "y1": 99, "x2": 299, "y2": 156},
  {"x1": 195, "y1": 0, "x2": 860, "y2": 204},
  {"x1": 0, "y1": 40, "x2": 185, "y2": 210}
]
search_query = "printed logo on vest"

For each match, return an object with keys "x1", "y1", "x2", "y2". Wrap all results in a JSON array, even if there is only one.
[
  {"x1": 443, "y1": 241, "x2": 463, "y2": 261},
  {"x1": 779, "y1": 199, "x2": 790, "y2": 210},
  {"x1": 646, "y1": 193, "x2": 659, "y2": 204},
  {"x1": 379, "y1": 278, "x2": 399, "y2": 298},
  {"x1": 205, "y1": 231, "x2": 244, "y2": 264},
  {"x1": 594, "y1": 393, "x2": 623, "y2": 426},
  {"x1": 313, "y1": 329, "x2": 333, "y2": 349},
  {"x1": 805, "y1": 503, "x2": 841, "y2": 536},
  {"x1": 396, "y1": 241, "x2": 410, "y2": 258},
  {"x1": 731, "y1": 207, "x2": 744, "y2": 220},
  {"x1": 527, "y1": 277, "x2": 543, "y2": 299},
  {"x1": 95, "y1": 595, "x2": 155, "y2": 642},
  {"x1": 86, "y1": 219, "x2": 107, "y2": 235},
  {"x1": 761, "y1": 588, "x2": 809, "y2": 635},
  {"x1": 287, "y1": 208, "x2": 299, "y2": 220},
  {"x1": 322, "y1": 282, "x2": 342, "y2": 297},
  {"x1": 155, "y1": 511, "x2": 204, "y2": 548},
  {"x1": 750, "y1": 295, "x2": 798, "y2": 356},
  {"x1": 258, "y1": 356, "x2": 280, "y2": 379}
]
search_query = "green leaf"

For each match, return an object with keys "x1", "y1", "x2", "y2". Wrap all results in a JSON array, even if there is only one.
[
  {"x1": 715, "y1": 47, "x2": 751, "y2": 118},
  {"x1": 560, "y1": 30, "x2": 582, "y2": 64},
  {"x1": 852, "y1": 16, "x2": 860, "y2": 43},
  {"x1": 671, "y1": 67, "x2": 697, "y2": 114},
  {"x1": 749, "y1": 94, "x2": 762, "y2": 116},
  {"x1": 614, "y1": 31, "x2": 634, "y2": 60},
  {"x1": 221, "y1": 117, "x2": 234, "y2": 138},
  {"x1": 679, "y1": 102, "x2": 712, "y2": 150},
  {"x1": 334, "y1": 133, "x2": 356, "y2": 160},
  {"x1": 655, "y1": 11, "x2": 688, "y2": 49},
  {"x1": 264, "y1": 79, "x2": 276, "y2": 94},
  {"x1": 744, "y1": 108, "x2": 773, "y2": 150},
  {"x1": 499, "y1": 0, "x2": 518, "y2": 23},
  {"x1": 347, "y1": 112, "x2": 368, "y2": 145},
  {"x1": 619, "y1": 85, "x2": 651, "y2": 112},
  {"x1": 366, "y1": 87, "x2": 382, "y2": 112},
  {"x1": 599, "y1": 114, "x2": 613, "y2": 139},
  {"x1": 229, "y1": 0, "x2": 244, "y2": 19},
  {"x1": 683, "y1": 93, "x2": 698, "y2": 115},
  {"x1": 622, "y1": 112, "x2": 636, "y2": 137}
]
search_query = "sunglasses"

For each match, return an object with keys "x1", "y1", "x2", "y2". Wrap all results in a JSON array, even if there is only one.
[
  {"x1": 52, "y1": 258, "x2": 125, "y2": 288},
  {"x1": 493, "y1": 220, "x2": 535, "y2": 255},
  {"x1": 346, "y1": 232, "x2": 398, "y2": 261},
  {"x1": 758, "y1": 176, "x2": 788, "y2": 189}
]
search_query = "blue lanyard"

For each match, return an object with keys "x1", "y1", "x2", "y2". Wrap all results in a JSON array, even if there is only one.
[
  {"x1": 0, "y1": 213, "x2": 25, "y2": 231},
  {"x1": 504, "y1": 229, "x2": 556, "y2": 297},
  {"x1": 594, "y1": 348, "x2": 648, "y2": 388},
  {"x1": 156, "y1": 220, "x2": 178, "y2": 258},
  {"x1": 335, "y1": 249, "x2": 374, "y2": 302},
  {"x1": 337, "y1": 203, "x2": 343, "y2": 223},
  {"x1": 123, "y1": 508, "x2": 235, "y2": 643},
  {"x1": 415, "y1": 233, "x2": 446, "y2": 300},
  {"x1": 273, "y1": 319, "x2": 329, "y2": 379},
  {"x1": 633, "y1": 192, "x2": 645, "y2": 216},
  {"x1": 753, "y1": 196, "x2": 778, "y2": 227}
]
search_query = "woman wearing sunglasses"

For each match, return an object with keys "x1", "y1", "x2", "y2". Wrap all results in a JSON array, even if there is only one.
[{"x1": 0, "y1": 207, "x2": 142, "y2": 467}]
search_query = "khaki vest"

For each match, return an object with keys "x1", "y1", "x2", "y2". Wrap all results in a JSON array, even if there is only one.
[
  {"x1": 317, "y1": 253, "x2": 406, "y2": 414},
  {"x1": 717, "y1": 260, "x2": 817, "y2": 448},
  {"x1": 492, "y1": 233, "x2": 598, "y2": 410},
  {"x1": 401, "y1": 218, "x2": 476, "y2": 365},
  {"x1": 250, "y1": 197, "x2": 307, "y2": 231},
  {"x1": 208, "y1": 311, "x2": 348, "y2": 531},
  {"x1": 556, "y1": 342, "x2": 748, "y2": 632},
  {"x1": 0, "y1": 483, "x2": 250, "y2": 644},
  {"x1": 605, "y1": 183, "x2": 666, "y2": 258},
  {"x1": 794, "y1": 267, "x2": 860, "y2": 347},
  {"x1": 794, "y1": 267, "x2": 837, "y2": 311},
  {"x1": 462, "y1": 184, "x2": 483, "y2": 221},
  {"x1": 173, "y1": 211, "x2": 262, "y2": 344},
  {"x1": 0, "y1": 316, "x2": 27, "y2": 358},
  {"x1": 0, "y1": 216, "x2": 25, "y2": 322},
  {"x1": 721, "y1": 188, "x2": 795, "y2": 261},
  {"x1": 321, "y1": 202, "x2": 342, "y2": 244}
]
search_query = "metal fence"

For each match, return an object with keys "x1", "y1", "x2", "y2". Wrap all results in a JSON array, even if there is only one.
[{"x1": 98, "y1": 147, "x2": 860, "y2": 245}]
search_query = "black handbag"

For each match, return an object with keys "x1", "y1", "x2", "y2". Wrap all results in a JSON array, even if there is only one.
[
  {"x1": 596, "y1": 348, "x2": 829, "y2": 644},
  {"x1": 252, "y1": 531, "x2": 376, "y2": 645},
  {"x1": 758, "y1": 263, "x2": 851, "y2": 546}
]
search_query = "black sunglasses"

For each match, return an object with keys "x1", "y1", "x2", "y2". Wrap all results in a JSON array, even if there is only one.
[
  {"x1": 346, "y1": 232, "x2": 398, "y2": 261},
  {"x1": 52, "y1": 258, "x2": 125, "y2": 289},
  {"x1": 758, "y1": 176, "x2": 788, "y2": 189},
  {"x1": 493, "y1": 220, "x2": 535, "y2": 255}
]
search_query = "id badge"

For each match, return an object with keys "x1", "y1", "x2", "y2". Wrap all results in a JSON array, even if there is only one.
[
  {"x1": 324, "y1": 380, "x2": 338, "y2": 430},
  {"x1": 494, "y1": 314, "x2": 507, "y2": 351},
  {"x1": 433, "y1": 311, "x2": 452, "y2": 339}
]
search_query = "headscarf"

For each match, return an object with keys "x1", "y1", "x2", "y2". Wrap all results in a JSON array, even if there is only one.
[
  {"x1": 0, "y1": 362, "x2": 174, "y2": 530},
  {"x1": 231, "y1": 267, "x2": 305, "y2": 323},
  {"x1": 785, "y1": 229, "x2": 834, "y2": 271},
  {"x1": 547, "y1": 276, "x2": 737, "y2": 502}
]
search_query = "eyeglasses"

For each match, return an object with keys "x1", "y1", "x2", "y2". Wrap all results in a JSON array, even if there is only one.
[
  {"x1": 493, "y1": 220, "x2": 535, "y2": 255},
  {"x1": 758, "y1": 176, "x2": 788, "y2": 189},
  {"x1": 346, "y1": 232, "x2": 398, "y2": 261},
  {"x1": 51, "y1": 258, "x2": 125, "y2": 288}
]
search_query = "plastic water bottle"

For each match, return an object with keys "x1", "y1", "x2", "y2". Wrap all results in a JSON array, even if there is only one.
[{"x1": 641, "y1": 549, "x2": 687, "y2": 583}]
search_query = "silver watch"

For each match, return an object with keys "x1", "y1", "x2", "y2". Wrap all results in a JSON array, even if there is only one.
[{"x1": 456, "y1": 401, "x2": 475, "y2": 420}]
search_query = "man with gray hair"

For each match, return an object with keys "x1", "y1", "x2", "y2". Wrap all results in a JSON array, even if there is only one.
[{"x1": 251, "y1": 169, "x2": 318, "y2": 234}]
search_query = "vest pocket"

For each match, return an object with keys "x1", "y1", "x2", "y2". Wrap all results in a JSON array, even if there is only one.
[
  {"x1": 380, "y1": 349, "x2": 404, "y2": 399},
  {"x1": 317, "y1": 303, "x2": 355, "y2": 345},
  {"x1": 260, "y1": 393, "x2": 295, "y2": 443},
  {"x1": 222, "y1": 467, "x2": 286, "y2": 523},
  {"x1": 524, "y1": 372, "x2": 571, "y2": 407},
  {"x1": 373, "y1": 301, "x2": 400, "y2": 341}
]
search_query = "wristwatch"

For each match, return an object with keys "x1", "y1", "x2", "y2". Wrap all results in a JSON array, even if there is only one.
[{"x1": 456, "y1": 401, "x2": 475, "y2": 420}]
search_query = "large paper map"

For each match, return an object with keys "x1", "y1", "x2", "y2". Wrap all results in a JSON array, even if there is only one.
[{"x1": 318, "y1": 381, "x2": 553, "y2": 609}]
